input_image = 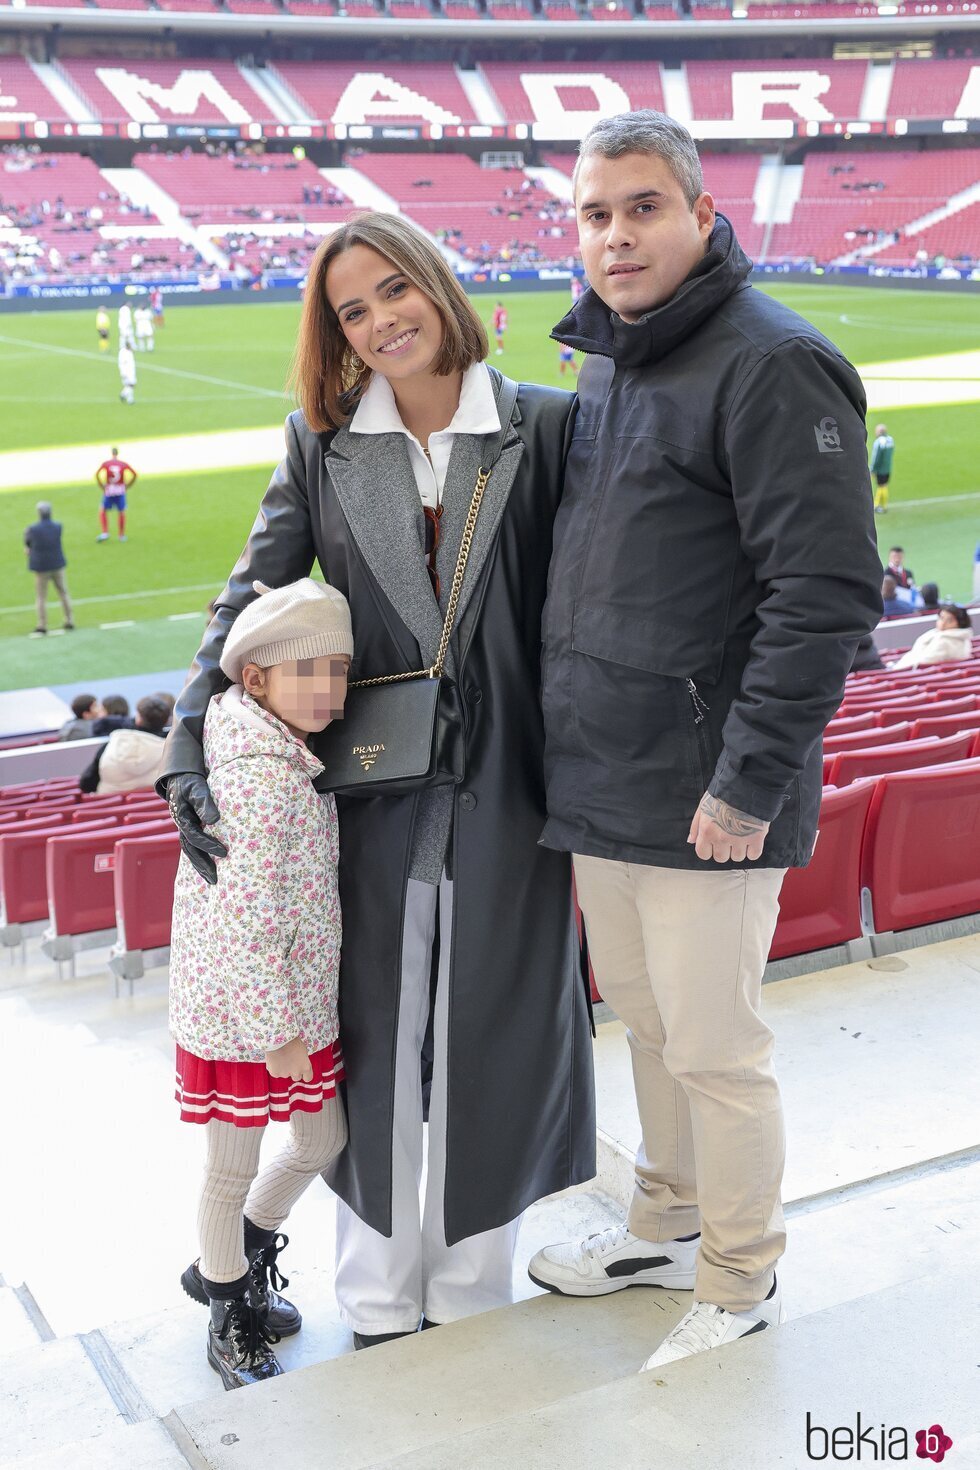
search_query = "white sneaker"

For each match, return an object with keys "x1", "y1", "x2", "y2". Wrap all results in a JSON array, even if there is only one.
[
  {"x1": 528, "y1": 1223, "x2": 699, "y2": 1297},
  {"x1": 641, "y1": 1275, "x2": 785, "y2": 1370}
]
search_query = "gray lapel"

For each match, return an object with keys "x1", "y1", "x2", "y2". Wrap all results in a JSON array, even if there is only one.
[
  {"x1": 325, "y1": 427, "x2": 445, "y2": 669},
  {"x1": 435, "y1": 427, "x2": 525, "y2": 638}
]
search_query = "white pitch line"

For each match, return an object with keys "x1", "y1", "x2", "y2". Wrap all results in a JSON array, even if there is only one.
[
  {"x1": 100, "y1": 620, "x2": 136, "y2": 629},
  {"x1": 0, "y1": 331, "x2": 288, "y2": 400},
  {"x1": 168, "y1": 611, "x2": 204, "y2": 621},
  {"x1": 0, "y1": 582, "x2": 218, "y2": 615}
]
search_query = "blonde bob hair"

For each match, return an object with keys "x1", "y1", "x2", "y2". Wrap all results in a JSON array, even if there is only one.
[{"x1": 289, "y1": 212, "x2": 489, "y2": 433}]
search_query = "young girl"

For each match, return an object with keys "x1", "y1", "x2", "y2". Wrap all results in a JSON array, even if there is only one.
[{"x1": 168, "y1": 577, "x2": 353, "y2": 1390}]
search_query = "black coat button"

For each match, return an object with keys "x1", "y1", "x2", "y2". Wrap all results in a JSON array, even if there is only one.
[{"x1": 459, "y1": 792, "x2": 477, "y2": 811}]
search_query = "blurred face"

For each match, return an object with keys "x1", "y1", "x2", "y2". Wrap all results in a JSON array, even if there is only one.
[
  {"x1": 889, "y1": 550, "x2": 904, "y2": 567},
  {"x1": 326, "y1": 245, "x2": 445, "y2": 384},
  {"x1": 244, "y1": 656, "x2": 350, "y2": 738},
  {"x1": 937, "y1": 609, "x2": 959, "y2": 632},
  {"x1": 575, "y1": 152, "x2": 715, "y2": 322}
]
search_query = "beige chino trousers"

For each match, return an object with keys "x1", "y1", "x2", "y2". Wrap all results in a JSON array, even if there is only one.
[
  {"x1": 34, "y1": 570, "x2": 72, "y2": 632},
  {"x1": 573, "y1": 854, "x2": 787, "y2": 1313}
]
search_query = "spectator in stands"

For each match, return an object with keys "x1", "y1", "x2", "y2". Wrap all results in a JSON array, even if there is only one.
[
  {"x1": 24, "y1": 501, "x2": 74, "y2": 637},
  {"x1": 919, "y1": 581, "x2": 941, "y2": 612},
  {"x1": 169, "y1": 579, "x2": 352, "y2": 1391},
  {"x1": 892, "y1": 604, "x2": 974, "y2": 669},
  {"x1": 91, "y1": 694, "x2": 133, "y2": 737},
  {"x1": 153, "y1": 691, "x2": 176, "y2": 730},
  {"x1": 881, "y1": 573, "x2": 915, "y2": 618},
  {"x1": 532, "y1": 109, "x2": 882, "y2": 1371},
  {"x1": 58, "y1": 693, "x2": 105, "y2": 742},
  {"x1": 886, "y1": 545, "x2": 914, "y2": 588},
  {"x1": 78, "y1": 694, "x2": 171, "y2": 794},
  {"x1": 161, "y1": 210, "x2": 592, "y2": 1353}
]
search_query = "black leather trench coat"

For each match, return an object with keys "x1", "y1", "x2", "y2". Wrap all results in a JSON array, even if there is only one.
[{"x1": 159, "y1": 371, "x2": 596, "y2": 1244}]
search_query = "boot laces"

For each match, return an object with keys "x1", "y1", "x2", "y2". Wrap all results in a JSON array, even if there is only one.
[
  {"x1": 217, "y1": 1297, "x2": 281, "y2": 1364},
  {"x1": 249, "y1": 1232, "x2": 290, "y2": 1303}
]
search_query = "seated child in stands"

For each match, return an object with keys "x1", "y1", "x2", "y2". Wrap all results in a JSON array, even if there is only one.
[
  {"x1": 892, "y1": 605, "x2": 973, "y2": 670},
  {"x1": 168, "y1": 578, "x2": 352, "y2": 1391}
]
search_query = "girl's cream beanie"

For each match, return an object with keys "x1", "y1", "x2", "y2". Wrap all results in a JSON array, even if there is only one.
[{"x1": 219, "y1": 579, "x2": 353, "y2": 682}]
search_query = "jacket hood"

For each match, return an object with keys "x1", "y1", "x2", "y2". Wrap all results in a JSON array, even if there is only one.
[
  {"x1": 552, "y1": 213, "x2": 752, "y2": 368},
  {"x1": 98, "y1": 727, "x2": 167, "y2": 793},
  {"x1": 204, "y1": 684, "x2": 324, "y2": 781}
]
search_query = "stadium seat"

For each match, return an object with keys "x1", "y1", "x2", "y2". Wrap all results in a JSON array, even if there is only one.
[
  {"x1": 824, "y1": 712, "x2": 877, "y2": 737},
  {"x1": 822, "y1": 722, "x2": 912, "y2": 754},
  {"x1": 109, "y1": 832, "x2": 181, "y2": 989},
  {"x1": 860, "y1": 760, "x2": 980, "y2": 936},
  {"x1": 41, "y1": 818, "x2": 174, "y2": 973},
  {"x1": 768, "y1": 781, "x2": 875, "y2": 961},
  {"x1": 910, "y1": 711, "x2": 980, "y2": 741},
  {"x1": 827, "y1": 732, "x2": 974, "y2": 788},
  {"x1": 0, "y1": 819, "x2": 111, "y2": 945},
  {"x1": 876, "y1": 696, "x2": 977, "y2": 726}
]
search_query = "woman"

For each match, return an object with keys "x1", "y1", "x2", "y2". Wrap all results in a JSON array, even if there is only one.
[
  {"x1": 160, "y1": 212, "x2": 595, "y2": 1350},
  {"x1": 892, "y1": 604, "x2": 974, "y2": 670}
]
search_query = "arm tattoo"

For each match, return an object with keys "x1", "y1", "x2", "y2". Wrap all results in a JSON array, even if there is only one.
[{"x1": 699, "y1": 794, "x2": 767, "y2": 837}]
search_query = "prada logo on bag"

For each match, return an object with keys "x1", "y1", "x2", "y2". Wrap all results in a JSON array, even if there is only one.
[{"x1": 354, "y1": 743, "x2": 385, "y2": 772}]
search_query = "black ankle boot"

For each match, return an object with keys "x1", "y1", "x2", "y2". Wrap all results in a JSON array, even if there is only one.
[
  {"x1": 245, "y1": 1225, "x2": 302, "y2": 1338},
  {"x1": 207, "y1": 1293, "x2": 283, "y2": 1390},
  {"x1": 181, "y1": 1237, "x2": 302, "y2": 1338}
]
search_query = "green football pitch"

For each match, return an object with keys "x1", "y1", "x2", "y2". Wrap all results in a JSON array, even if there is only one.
[{"x1": 2, "y1": 284, "x2": 979, "y2": 690}]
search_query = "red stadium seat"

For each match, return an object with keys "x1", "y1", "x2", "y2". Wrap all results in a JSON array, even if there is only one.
[
  {"x1": 823, "y1": 723, "x2": 912, "y2": 754},
  {"x1": 769, "y1": 781, "x2": 875, "y2": 961},
  {"x1": 42, "y1": 819, "x2": 174, "y2": 971},
  {"x1": 877, "y1": 696, "x2": 977, "y2": 726},
  {"x1": 0, "y1": 820, "x2": 111, "y2": 940},
  {"x1": 824, "y1": 712, "x2": 876, "y2": 738},
  {"x1": 827, "y1": 732, "x2": 974, "y2": 788},
  {"x1": 910, "y1": 711, "x2": 980, "y2": 741},
  {"x1": 860, "y1": 761, "x2": 980, "y2": 934},
  {"x1": 109, "y1": 833, "x2": 181, "y2": 988}
]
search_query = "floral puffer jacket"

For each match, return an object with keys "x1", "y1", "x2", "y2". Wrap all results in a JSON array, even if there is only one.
[{"x1": 169, "y1": 685, "x2": 341, "y2": 1063}]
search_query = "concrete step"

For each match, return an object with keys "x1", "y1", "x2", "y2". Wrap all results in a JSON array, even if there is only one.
[
  {"x1": 0, "y1": 1285, "x2": 44, "y2": 1357},
  {"x1": 94, "y1": 1188, "x2": 622, "y2": 1419},
  {"x1": 164, "y1": 1263, "x2": 980, "y2": 1470},
  {"x1": 0, "y1": 1337, "x2": 129, "y2": 1466},
  {"x1": 3, "y1": 1418, "x2": 189, "y2": 1470},
  {"x1": 364, "y1": 1269, "x2": 980, "y2": 1470}
]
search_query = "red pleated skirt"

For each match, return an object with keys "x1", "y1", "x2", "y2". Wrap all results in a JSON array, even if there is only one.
[{"x1": 175, "y1": 1042, "x2": 345, "y2": 1128}]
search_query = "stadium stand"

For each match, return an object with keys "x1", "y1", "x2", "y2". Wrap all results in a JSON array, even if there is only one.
[
  {"x1": 768, "y1": 780, "x2": 875, "y2": 961},
  {"x1": 350, "y1": 152, "x2": 577, "y2": 263},
  {"x1": 133, "y1": 150, "x2": 350, "y2": 224},
  {"x1": 60, "y1": 59, "x2": 276, "y2": 125},
  {"x1": 277, "y1": 60, "x2": 480, "y2": 125}
]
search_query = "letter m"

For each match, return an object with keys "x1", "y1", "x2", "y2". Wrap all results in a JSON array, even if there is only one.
[{"x1": 94, "y1": 67, "x2": 253, "y2": 124}]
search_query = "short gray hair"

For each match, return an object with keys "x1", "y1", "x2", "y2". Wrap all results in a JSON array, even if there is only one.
[
  {"x1": 36, "y1": 501, "x2": 52, "y2": 519},
  {"x1": 573, "y1": 111, "x2": 703, "y2": 209}
]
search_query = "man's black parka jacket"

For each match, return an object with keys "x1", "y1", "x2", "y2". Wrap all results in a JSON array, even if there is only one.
[{"x1": 540, "y1": 215, "x2": 883, "y2": 871}]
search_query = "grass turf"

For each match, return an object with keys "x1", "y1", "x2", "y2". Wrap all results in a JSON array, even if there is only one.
[{"x1": 2, "y1": 284, "x2": 979, "y2": 690}]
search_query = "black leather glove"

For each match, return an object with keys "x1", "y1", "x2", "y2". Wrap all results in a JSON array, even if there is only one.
[{"x1": 167, "y1": 774, "x2": 227, "y2": 886}]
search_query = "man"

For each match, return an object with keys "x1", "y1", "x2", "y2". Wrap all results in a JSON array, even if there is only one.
[
  {"x1": 59, "y1": 693, "x2": 104, "y2": 741},
  {"x1": 95, "y1": 446, "x2": 137, "y2": 541},
  {"x1": 870, "y1": 423, "x2": 895, "y2": 513},
  {"x1": 530, "y1": 112, "x2": 881, "y2": 1369},
  {"x1": 24, "y1": 501, "x2": 74, "y2": 637},
  {"x1": 885, "y1": 544, "x2": 914, "y2": 589},
  {"x1": 95, "y1": 304, "x2": 110, "y2": 353},
  {"x1": 492, "y1": 300, "x2": 507, "y2": 355},
  {"x1": 881, "y1": 573, "x2": 915, "y2": 618},
  {"x1": 118, "y1": 344, "x2": 137, "y2": 407},
  {"x1": 118, "y1": 300, "x2": 135, "y2": 351}
]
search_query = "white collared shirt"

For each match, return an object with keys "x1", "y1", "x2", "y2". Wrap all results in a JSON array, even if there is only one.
[{"x1": 347, "y1": 360, "x2": 500, "y2": 510}]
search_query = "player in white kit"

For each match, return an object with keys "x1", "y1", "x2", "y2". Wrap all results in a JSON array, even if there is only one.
[
  {"x1": 118, "y1": 302, "x2": 136, "y2": 351},
  {"x1": 118, "y1": 345, "x2": 137, "y2": 404}
]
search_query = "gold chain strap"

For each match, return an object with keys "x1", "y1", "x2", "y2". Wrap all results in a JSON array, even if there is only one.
[{"x1": 350, "y1": 465, "x2": 492, "y2": 690}]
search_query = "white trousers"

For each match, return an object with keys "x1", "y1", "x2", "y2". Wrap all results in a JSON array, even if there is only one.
[{"x1": 335, "y1": 874, "x2": 521, "y2": 1334}]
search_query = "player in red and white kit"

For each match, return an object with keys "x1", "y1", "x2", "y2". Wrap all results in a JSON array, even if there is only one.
[
  {"x1": 492, "y1": 301, "x2": 508, "y2": 355},
  {"x1": 95, "y1": 447, "x2": 137, "y2": 543}
]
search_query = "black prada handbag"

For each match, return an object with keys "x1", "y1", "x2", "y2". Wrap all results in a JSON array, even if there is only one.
[{"x1": 312, "y1": 463, "x2": 490, "y2": 798}]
